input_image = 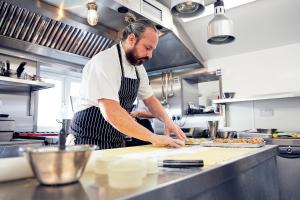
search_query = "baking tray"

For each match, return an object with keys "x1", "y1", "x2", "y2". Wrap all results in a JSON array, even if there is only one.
[{"x1": 200, "y1": 141, "x2": 265, "y2": 148}]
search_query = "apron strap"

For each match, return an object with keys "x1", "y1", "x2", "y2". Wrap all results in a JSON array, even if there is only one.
[
  {"x1": 117, "y1": 43, "x2": 140, "y2": 81},
  {"x1": 116, "y1": 44, "x2": 125, "y2": 77}
]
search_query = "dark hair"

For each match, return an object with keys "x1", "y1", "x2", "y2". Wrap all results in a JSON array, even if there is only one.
[{"x1": 122, "y1": 19, "x2": 158, "y2": 41}]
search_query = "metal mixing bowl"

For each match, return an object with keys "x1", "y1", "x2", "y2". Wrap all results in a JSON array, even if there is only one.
[
  {"x1": 223, "y1": 92, "x2": 235, "y2": 98},
  {"x1": 217, "y1": 131, "x2": 237, "y2": 138},
  {"x1": 21, "y1": 145, "x2": 95, "y2": 185}
]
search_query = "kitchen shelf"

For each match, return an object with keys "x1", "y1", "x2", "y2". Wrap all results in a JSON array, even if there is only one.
[
  {"x1": 213, "y1": 92, "x2": 300, "y2": 104},
  {"x1": 0, "y1": 76, "x2": 54, "y2": 92}
]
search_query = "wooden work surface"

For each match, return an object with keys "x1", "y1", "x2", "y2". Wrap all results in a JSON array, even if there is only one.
[{"x1": 88, "y1": 145, "x2": 258, "y2": 168}]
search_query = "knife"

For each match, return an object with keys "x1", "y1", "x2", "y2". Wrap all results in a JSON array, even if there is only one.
[
  {"x1": 16, "y1": 62, "x2": 26, "y2": 78},
  {"x1": 159, "y1": 160, "x2": 204, "y2": 168}
]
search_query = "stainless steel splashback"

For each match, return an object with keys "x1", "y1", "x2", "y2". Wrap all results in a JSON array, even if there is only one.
[{"x1": 150, "y1": 75, "x2": 199, "y2": 117}]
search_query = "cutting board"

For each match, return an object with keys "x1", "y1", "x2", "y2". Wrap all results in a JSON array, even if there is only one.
[{"x1": 87, "y1": 145, "x2": 255, "y2": 169}]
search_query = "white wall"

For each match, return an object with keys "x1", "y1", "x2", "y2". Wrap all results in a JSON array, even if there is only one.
[
  {"x1": 206, "y1": 43, "x2": 300, "y2": 131},
  {"x1": 206, "y1": 43, "x2": 300, "y2": 97}
]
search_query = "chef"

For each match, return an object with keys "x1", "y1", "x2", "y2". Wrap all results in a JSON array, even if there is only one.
[{"x1": 70, "y1": 19, "x2": 186, "y2": 149}]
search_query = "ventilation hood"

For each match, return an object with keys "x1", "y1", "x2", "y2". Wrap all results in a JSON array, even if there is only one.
[{"x1": 0, "y1": 0, "x2": 204, "y2": 72}]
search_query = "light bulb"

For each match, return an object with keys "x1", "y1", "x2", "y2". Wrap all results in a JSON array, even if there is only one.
[{"x1": 87, "y1": 2, "x2": 98, "y2": 26}]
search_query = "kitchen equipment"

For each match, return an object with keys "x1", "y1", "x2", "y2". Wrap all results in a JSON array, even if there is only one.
[
  {"x1": 0, "y1": 118, "x2": 15, "y2": 141},
  {"x1": 107, "y1": 158, "x2": 147, "y2": 189},
  {"x1": 94, "y1": 157, "x2": 119, "y2": 175},
  {"x1": 201, "y1": 141, "x2": 265, "y2": 148},
  {"x1": 218, "y1": 131, "x2": 236, "y2": 138},
  {"x1": 21, "y1": 145, "x2": 94, "y2": 185},
  {"x1": 207, "y1": 121, "x2": 219, "y2": 139},
  {"x1": 276, "y1": 144, "x2": 300, "y2": 200},
  {"x1": 56, "y1": 119, "x2": 72, "y2": 149},
  {"x1": 0, "y1": 61, "x2": 5, "y2": 76},
  {"x1": 159, "y1": 160, "x2": 204, "y2": 168},
  {"x1": 0, "y1": 156, "x2": 33, "y2": 182},
  {"x1": 223, "y1": 92, "x2": 235, "y2": 98},
  {"x1": 237, "y1": 132, "x2": 272, "y2": 139},
  {"x1": 0, "y1": 132, "x2": 14, "y2": 141},
  {"x1": 4, "y1": 60, "x2": 10, "y2": 77},
  {"x1": 256, "y1": 128, "x2": 277, "y2": 134},
  {"x1": 16, "y1": 62, "x2": 26, "y2": 78}
]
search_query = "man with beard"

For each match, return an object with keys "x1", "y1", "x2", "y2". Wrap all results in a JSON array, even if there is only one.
[{"x1": 69, "y1": 20, "x2": 186, "y2": 149}]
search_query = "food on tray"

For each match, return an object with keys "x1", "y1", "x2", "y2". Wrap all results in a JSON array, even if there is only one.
[
  {"x1": 185, "y1": 138, "x2": 208, "y2": 145},
  {"x1": 212, "y1": 138, "x2": 264, "y2": 144}
]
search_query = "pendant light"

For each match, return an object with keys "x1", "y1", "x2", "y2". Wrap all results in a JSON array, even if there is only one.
[
  {"x1": 171, "y1": 0, "x2": 205, "y2": 18},
  {"x1": 207, "y1": 0, "x2": 235, "y2": 45},
  {"x1": 87, "y1": 2, "x2": 98, "y2": 26}
]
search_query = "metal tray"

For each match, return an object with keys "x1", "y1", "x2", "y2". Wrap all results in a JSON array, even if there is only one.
[{"x1": 200, "y1": 141, "x2": 265, "y2": 148}]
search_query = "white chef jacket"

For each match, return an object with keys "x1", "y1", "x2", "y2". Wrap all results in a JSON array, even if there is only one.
[
  {"x1": 132, "y1": 98, "x2": 153, "y2": 122},
  {"x1": 76, "y1": 44, "x2": 153, "y2": 112}
]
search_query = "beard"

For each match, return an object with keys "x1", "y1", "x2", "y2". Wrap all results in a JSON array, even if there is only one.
[{"x1": 125, "y1": 42, "x2": 150, "y2": 66}]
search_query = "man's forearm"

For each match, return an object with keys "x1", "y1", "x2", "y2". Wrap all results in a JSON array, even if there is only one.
[
  {"x1": 143, "y1": 95, "x2": 172, "y2": 123},
  {"x1": 98, "y1": 99, "x2": 156, "y2": 142}
]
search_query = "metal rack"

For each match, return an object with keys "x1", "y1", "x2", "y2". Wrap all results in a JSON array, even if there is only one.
[
  {"x1": 0, "y1": 75, "x2": 54, "y2": 92},
  {"x1": 213, "y1": 92, "x2": 300, "y2": 104}
]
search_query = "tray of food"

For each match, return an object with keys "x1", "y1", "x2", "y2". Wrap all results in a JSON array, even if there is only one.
[
  {"x1": 185, "y1": 138, "x2": 208, "y2": 145},
  {"x1": 200, "y1": 138, "x2": 265, "y2": 148}
]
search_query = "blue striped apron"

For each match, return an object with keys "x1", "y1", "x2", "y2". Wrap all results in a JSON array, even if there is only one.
[{"x1": 70, "y1": 44, "x2": 140, "y2": 149}]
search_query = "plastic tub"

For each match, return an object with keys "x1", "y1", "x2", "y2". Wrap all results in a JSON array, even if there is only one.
[
  {"x1": 94, "y1": 157, "x2": 119, "y2": 175},
  {"x1": 107, "y1": 158, "x2": 147, "y2": 189},
  {"x1": 146, "y1": 158, "x2": 158, "y2": 174}
]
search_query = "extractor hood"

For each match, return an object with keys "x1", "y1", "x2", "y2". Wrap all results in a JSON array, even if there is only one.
[{"x1": 0, "y1": 0, "x2": 204, "y2": 72}]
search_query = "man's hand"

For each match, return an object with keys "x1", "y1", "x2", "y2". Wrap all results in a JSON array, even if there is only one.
[
  {"x1": 150, "y1": 134, "x2": 185, "y2": 148},
  {"x1": 164, "y1": 120, "x2": 186, "y2": 141},
  {"x1": 130, "y1": 111, "x2": 139, "y2": 118}
]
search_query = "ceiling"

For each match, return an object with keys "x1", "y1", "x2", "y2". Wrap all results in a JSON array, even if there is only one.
[{"x1": 157, "y1": 0, "x2": 300, "y2": 61}]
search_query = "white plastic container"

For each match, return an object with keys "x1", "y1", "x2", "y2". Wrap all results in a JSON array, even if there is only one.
[
  {"x1": 94, "y1": 157, "x2": 119, "y2": 175},
  {"x1": 107, "y1": 158, "x2": 147, "y2": 189},
  {"x1": 146, "y1": 158, "x2": 159, "y2": 174}
]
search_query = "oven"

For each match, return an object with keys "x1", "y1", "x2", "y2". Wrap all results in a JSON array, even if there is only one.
[{"x1": 267, "y1": 139, "x2": 300, "y2": 200}]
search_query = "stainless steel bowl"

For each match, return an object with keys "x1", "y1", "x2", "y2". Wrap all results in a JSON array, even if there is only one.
[
  {"x1": 257, "y1": 128, "x2": 277, "y2": 134},
  {"x1": 21, "y1": 145, "x2": 95, "y2": 185},
  {"x1": 223, "y1": 92, "x2": 235, "y2": 98},
  {"x1": 217, "y1": 131, "x2": 236, "y2": 138}
]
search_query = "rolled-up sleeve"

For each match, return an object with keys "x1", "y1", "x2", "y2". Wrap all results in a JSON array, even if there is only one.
[{"x1": 81, "y1": 49, "x2": 121, "y2": 103}]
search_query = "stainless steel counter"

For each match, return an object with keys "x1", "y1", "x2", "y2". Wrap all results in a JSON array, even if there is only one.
[
  {"x1": 265, "y1": 138, "x2": 300, "y2": 146},
  {"x1": 0, "y1": 139, "x2": 44, "y2": 158},
  {"x1": 0, "y1": 145, "x2": 279, "y2": 200}
]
